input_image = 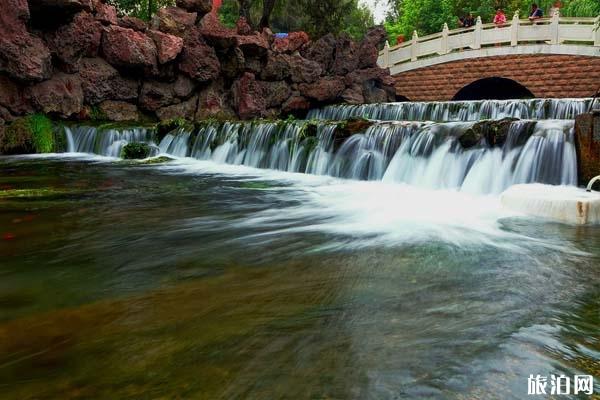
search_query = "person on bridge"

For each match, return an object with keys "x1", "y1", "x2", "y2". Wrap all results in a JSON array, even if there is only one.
[
  {"x1": 493, "y1": 8, "x2": 507, "y2": 27},
  {"x1": 550, "y1": 1, "x2": 562, "y2": 17},
  {"x1": 529, "y1": 3, "x2": 544, "y2": 21}
]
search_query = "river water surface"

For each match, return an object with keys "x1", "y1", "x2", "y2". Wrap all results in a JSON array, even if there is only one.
[{"x1": 1, "y1": 155, "x2": 599, "y2": 399}]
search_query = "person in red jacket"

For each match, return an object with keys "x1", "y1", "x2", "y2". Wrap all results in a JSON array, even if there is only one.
[{"x1": 493, "y1": 8, "x2": 507, "y2": 27}]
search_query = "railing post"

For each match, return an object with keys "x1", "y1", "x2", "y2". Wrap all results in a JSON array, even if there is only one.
[
  {"x1": 382, "y1": 40, "x2": 390, "y2": 68},
  {"x1": 411, "y1": 30, "x2": 419, "y2": 61},
  {"x1": 550, "y1": 9, "x2": 560, "y2": 44},
  {"x1": 595, "y1": 16, "x2": 600, "y2": 47},
  {"x1": 511, "y1": 11, "x2": 519, "y2": 46},
  {"x1": 440, "y1": 23, "x2": 449, "y2": 54},
  {"x1": 473, "y1": 16, "x2": 482, "y2": 49}
]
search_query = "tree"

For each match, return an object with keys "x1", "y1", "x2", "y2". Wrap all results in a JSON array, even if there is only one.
[{"x1": 259, "y1": 0, "x2": 277, "y2": 29}]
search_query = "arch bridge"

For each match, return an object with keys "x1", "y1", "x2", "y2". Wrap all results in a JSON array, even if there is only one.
[{"x1": 378, "y1": 13, "x2": 600, "y2": 101}]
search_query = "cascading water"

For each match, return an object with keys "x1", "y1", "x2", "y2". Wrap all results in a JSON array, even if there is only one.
[{"x1": 61, "y1": 98, "x2": 587, "y2": 194}]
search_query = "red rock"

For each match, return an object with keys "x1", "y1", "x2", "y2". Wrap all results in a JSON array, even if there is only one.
[
  {"x1": 173, "y1": 74, "x2": 195, "y2": 98},
  {"x1": 45, "y1": 11, "x2": 102, "y2": 72},
  {"x1": 299, "y1": 77, "x2": 345, "y2": 102},
  {"x1": 237, "y1": 33, "x2": 269, "y2": 57},
  {"x1": 272, "y1": 31, "x2": 309, "y2": 53},
  {"x1": 176, "y1": 0, "x2": 211, "y2": 15},
  {"x1": 139, "y1": 81, "x2": 176, "y2": 111},
  {"x1": 289, "y1": 53, "x2": 322, "y2": 83},
  {"x1": 78, "y1": 57, "x2": 139, "y2": 104},
  {"x1": 152, "y1": 6, "x2": 197, "y2": 37},
  {"x1": 0, "y1": 75, "x2": 32, "y2": 115},
  {"x1": 98, "y1": 100, "x2": 139, "y2": 121},
  {"x1": 26, "y1": 72, "x2": 83, "y2": 117},
  {"x1": 302, "y1": 33, "x2": 336, "y2": 72},
  {"x1": 198, "y1": 12, "x2": 237, "y2": 49},
  {"x1": 363, "y1": 81, "x2": 389, "y2": 103},
  {"x1": 231, "y1": 72, "x2": 266, "y2": 119},
  {"x1": 219, "y1": 46, "x2": 245, "y2": 79},
  {"x1": 95, "y1": 2, "x2": 117, "y2": 25},
  {"x1": 258, "y1": 80, "x2": 291, "y2": 108},
  {"x1": 332, "y1": 33, "x2": 359, "y2": 76},
  {"x1": 118, "y1": 16, "x2": 147, "y2": 32},
  {"x1": 178, "y1": 27, "x2": 220, "y2": 82},
  {"x1": 236, "y1": 17, "x2": 252, "y2": 35},
  {"x1": 260, "y1": 52, "x2": 291, "y2": 81},
  {"x1": 282, "y1": 93, "x2": 311, "y2": 115},
  {"x1": 102, "y1": 25, "x2": 158, "y2": 71},
  {"x1": 342, "y1": 84, "x2": 364, "y2": 104},
  {"x1": 156, "y1": 95, "x2": 197, "y2": 121},
  {"x1": 358, "y1": 26, "x2": 386, "y2": 68},
  {"x1": 148, "y1": 30, "x2": 183, "y2": 64},
  {"x1": 196, "y1": 80, "x2": 234, "y2": 119},
  {"x1": 28, "y1": 0, "x2": 92, "y2": 15}
]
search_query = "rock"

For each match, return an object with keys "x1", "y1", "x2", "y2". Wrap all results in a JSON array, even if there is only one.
[
  {"x1": 0, "y1": 75, "x2": 32, "y2": 115},
  {"x1": 358, "y1": 26, "x2": 386, "y2": 68},
  {"x1": 95, "y1": 2, "x2": 117, "y2": 25},
  {"x1": 139, "y1": 81, "x2": 176, "y2": 111},
  {"x1": 219, "y1": 46, "x2": 245, "y2": 79},
  {"x1": 299, "y1": 77, "x2": 344, "y2": 103},
  {"x1": 121, "y1": 142, "x2": 151, "y2": 159},
  {"x1": 26, "y1": 72, "x2": 83, "y2": 117},
  {"x1": 458, "y1": 118, "x2": 524, "y2": 149},
  {"x1": 231, "y1": 72, "x2": 265, "y2": 119},
  {"x1": 2, "y1": 0, "x2": 30, "y2": 23},
  {"x1": 345, "y1": 67, "x2": 390, "y2": 86},
  {"x1": 196, "y1": 80, "x2": 234, "y2": 119},
  {"x1": 281, "y1": 93, "x2": 311, "y2": 115},
  {"x1": 272, "y1": 31, "x2": 309, "y2": 53},
  {"x1": 575, "y1": 112, "x2": 600, "y2": 186},
  {"x1": 236, "y1": 17, "x2": 252, "y2": 35},
  {"x1": 342, "y1": 84, "x2": 364, "y2": 104},
  {"x1": 244, "y1": 57, "x2": 264, "y2": 75},
  {"x1": 302, "y1": 33, "x2": 336, "y2": 72},
  {"x1": 118, "y1": 16, "x2": 147, "y2": 32},
  {"x1": 147, "y1": 30, "x2": 184, "y2": 64},
  {"x1": 78, "y1": 57, "x2": 138, "y2": 104},
  {"x1": 28, "y1": 0, "x2": 93, "y2": 28},
  {"x1": 0, "y1": 105, "x2": 15, "y2": 123},
  {"x1": 102, "y1": 25, "x2": 158, "y2": 72},
  {"x1": 237, "y1": 34, "x2": 269, "y2": 58},
  {"x1": 260, "y1": 52, "x2": 291, "y2": 81},
  {"x1": 362, "y1": 81, "x2": 388, "y2": 104},
  {"x1": 259, "y1": 81, "x2": 291, "y2": 108},
  {"x1": 176, "y1": 0, "x2": 211, "y2": 15},
  {"x1": 98, "y1": 100, "x2": 139, "y2": 121},
  {"x1": 289, "y1": 53, "x2": 322, "y2": 83},
  {"x1": 44, "y1": 11, "x2": 102, "y2": 72},
  {"x1": 178, "y1": 27, "x2": 220, "y2": 82},
  {"x1": 156, "y1": 95, "x2": 197, "y2": 120},
  {"x1": 152, "y1": 6, "x2": 197, "y2": 37},
  {"x1": 198, "y1": 12, "x2": 237, "y2": 49},
  {"x1": 0, "y1": 114, "x2": 55, "y2": 154},
  {"x1": 173, "y1": 74, "x2": 195, "y2": 98},
  {"x1": 332, "y1": 33, "x2": 359, "y2": 76}
]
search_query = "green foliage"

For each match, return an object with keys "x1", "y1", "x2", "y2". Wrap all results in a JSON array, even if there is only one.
[
  {"x1": 107, "y1": 0, "x2": 175, "y2": 20},
  {"x1": 121, "y1": 142, "x2": 152, "y2": 159},
  {"x1": 0, "y1": 115, "x2": 55, "y2": 155}
]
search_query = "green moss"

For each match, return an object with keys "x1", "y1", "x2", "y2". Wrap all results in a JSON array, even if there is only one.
[
  {"x1": 0, "y1": 114, "x2": 55, "y2": 155},
  {"x1": 137, "y1": 156, "x2": 175, "y2": 165},
  {"x1": 89, "y1": 105, "x2": 108, "y2": 121},
  {"x1": 121, "y1": 142, "x2": 151, "y2": 160},
  {"x1": 156, "y1": 118, "x2": 194, "y2": 144}
]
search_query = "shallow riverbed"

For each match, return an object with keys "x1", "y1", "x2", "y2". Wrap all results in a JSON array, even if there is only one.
[{"x1": 1, "y1": 155, "x2": 599, "y2": 399}]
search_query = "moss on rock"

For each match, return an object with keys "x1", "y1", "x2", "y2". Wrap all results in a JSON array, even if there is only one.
[
  {"x1": 121, "y1": 142, "x2": 151, "y2": 159},
  {"x1": 0, "y1": 114, "x2": 55, "y2": 155}
]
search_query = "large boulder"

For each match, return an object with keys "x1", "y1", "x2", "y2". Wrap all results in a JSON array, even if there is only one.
[
  {"x1": 231, "y1": 72, "x2": 266, "y2": 119},
  {"x1": 359, "y1": 26, "x2": 386, "y2": 68},
  {"x1": 176, "y1": 0, "x2": 211, "y2": 15},
  {"x1": 259, "y1": 81, "x2": 291, "y2": 108},
  {"x1": 118, "y1": 16, "x2": 147, "y2": 32},
  {"x1": 139, "y1": 81, "x2": 177, "y2": 111},
  {"x1": 302, "y1": 33, "x2": 336, "y2": 72},
  {"x1": 173, "y1": 74, "x2": 196, "y2": 98},
  {"x1": 260, "y1": 52, "x2": 291, "y2": 81},
  {"x1": 178, "y1": 27, "x2": 220, "y2": 82},
  {"x1": 156, "y1": 95, "x2": 197, "y2": 121},
  {"x1": 331, "y1": 33, "x2": 359, "y2": 76},
  {"x1": 299, "y1": 77, "x2": 345, "y2": 102},
  {"x1": 0, "y1": 75, "x2": 32, "y2": 115},
  {"x1": 281, "y1": 93, "x2": 311, "y2": 116},
  {"x1": 289, "y1": 53, "x2": 322, "y2": 83},
  {"x1": 152, "y1": 6, "x2": 197, "y2": 37},
  {"x1": 575, "y1": 111, "x2": 600, "y2": 186},
  {"x1": 236, "y1": 17, "x2": 252, "y2": 35},
  {"x1": 102, "y1": 25, "x2": 158, "y2": 72},
  {"x1": 219, "y1": 46, "x2": 245, "y2": 79},
  {"x1": 27, "y1": 0, "x2": 93, "y2": 28},
  {"x1": 341, "y1": 84, "x2": 365, "y2": 104},
  {"x1": 198, "y1": 12, "x2": 237, "y2": 49},
  {"x1": 272, "y1": 31, "x2": 309, "y2": 53},
  {"x1": 95, "y1": 2, "x2": 117, "y2": 25},
  {"x1": 26, "y1": 72, "x2": 83, "y2": 117},
  {"x1": 98, "y1": 100, "x2": 139, "y2": 121},
  {"x1": 78, "y1": 58, "x2": 138, "y2": 104},
  {"x1": 44, "y1": 11, "x2": 102, "y2": 72},
  {"x1": 237, "y1": 33, "x2": 269, "y2": 58},
  {"x1": 147, "y1": 30, "x2": 184, "y2": 64}
]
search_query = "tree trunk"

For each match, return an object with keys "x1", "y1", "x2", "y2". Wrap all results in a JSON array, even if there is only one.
[
  {"x1": 259, "y1": 0, "x2": 277, "y2": 29},
  {"x1": 238, "y1": 0, "x2": 253, "y2": 26}
]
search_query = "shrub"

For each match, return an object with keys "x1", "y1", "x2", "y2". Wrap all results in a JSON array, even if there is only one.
[
  {"x1": 121, "y1": 142, "x2": 151, "y2": 159},
  {"x1": 0, "y1": 114, "x2": 54, "y2": 155}
]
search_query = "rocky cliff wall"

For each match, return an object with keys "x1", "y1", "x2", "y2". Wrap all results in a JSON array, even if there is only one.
[{"x1": 0, "y1": 0, "x2": 396, "y2": 125}]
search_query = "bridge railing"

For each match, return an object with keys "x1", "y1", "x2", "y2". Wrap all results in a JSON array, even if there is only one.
[{"x1": 378, "y1": 12, "x2": 600, "y2": 69}]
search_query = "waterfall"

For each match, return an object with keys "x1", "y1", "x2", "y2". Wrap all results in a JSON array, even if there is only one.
[{"x1": 62, "y1": 97, "x2": 585, "y2": 194}]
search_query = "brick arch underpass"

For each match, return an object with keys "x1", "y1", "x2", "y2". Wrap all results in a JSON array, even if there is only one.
[{"x1": 393, "y1": 54, "x2": 600, "y2": 101}]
